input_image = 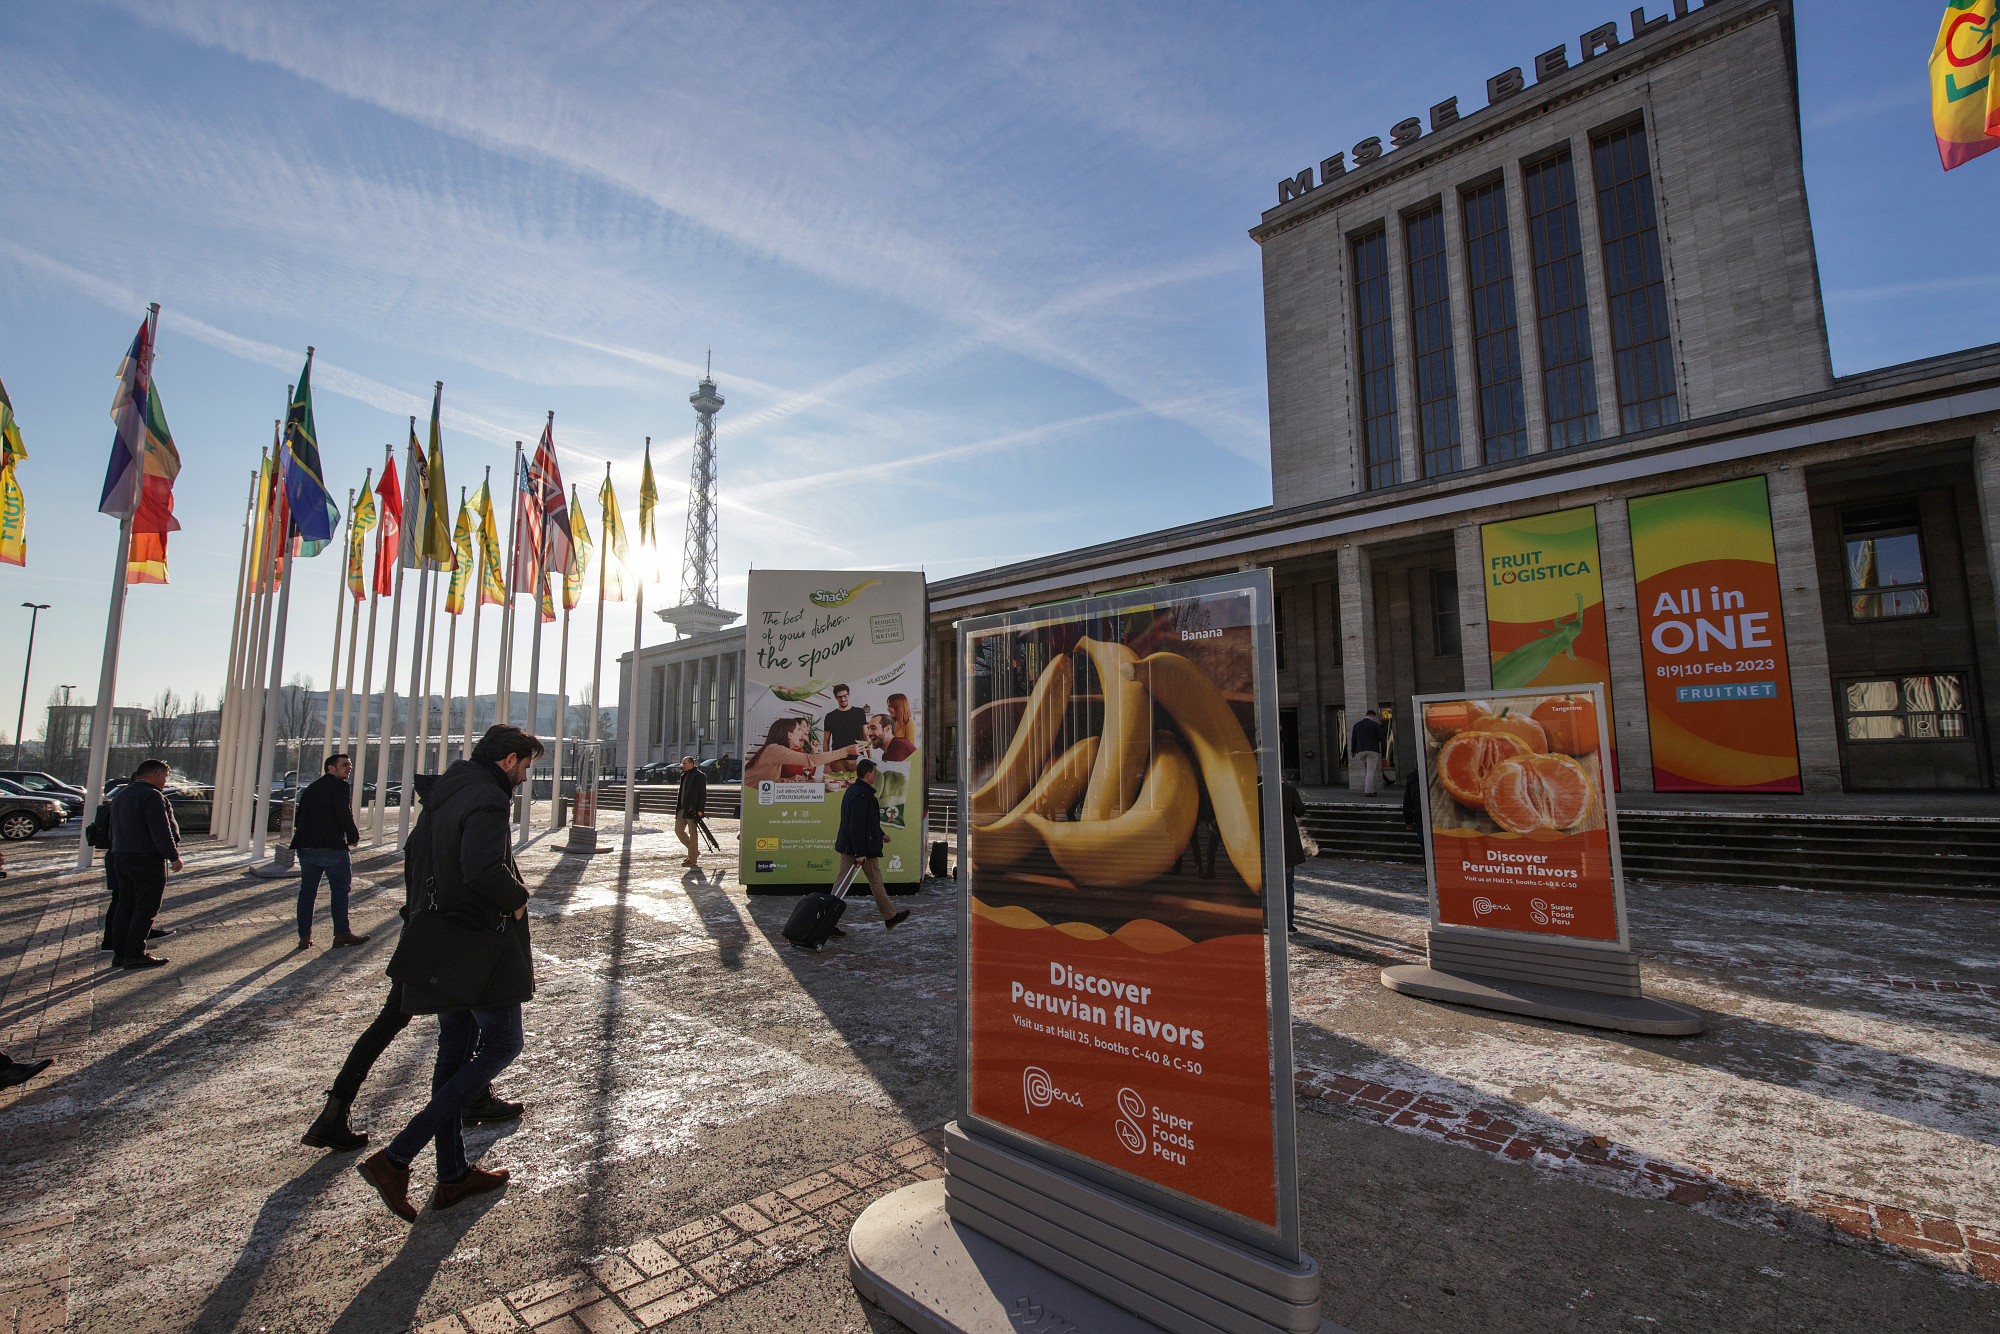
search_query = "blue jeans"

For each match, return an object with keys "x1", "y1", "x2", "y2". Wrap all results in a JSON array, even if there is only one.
[
  {"x1": 297, "y1": 848, "x2": 353, "y2": 940},
  {"x1": 386, "y1": 1005, "x2": 524, "y2": 1181}
]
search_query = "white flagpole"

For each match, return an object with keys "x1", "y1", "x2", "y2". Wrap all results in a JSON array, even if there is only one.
[
  {"x1": 353, "y1": 542, "x2": 383, "y2": 826},
  {"x1": 397, "y1": 562, "x2": 431, "y2": 849},
  {"x1": 462, "y1": 465, "x2": 490, "y2": 764},
  {"x1": 623, "y1": 559, "x2": 645, "y2": 839},
  {"x1": 251, "y1": 517, "x2": 297, "y2": 864},
  {"x1": 212, "y1": 468, "x2": 258, "y2": 835},
  {"x1": 337, "y1": 468, "x2": 372, "y2": 791},
  {"x1": 441, "y1": 586, "x2": 459, "y2": 774},
  {"x1": 320, "y1": 490, "x2": 352, "y2": 765},
  {"x1": 523, "y1": 555, "x2": 545, "y2": 847},
  {"x1": 585, "y1": 462, "x2": 610, "y2": 826},
  {"x1": 498, "y1": 442, "x2": 522, "y2": 730},
  {"x1": 555, "y1": 563, "x2": 573, "y2": 827},
  {"x1": 233, "y1": 425, "x2": 283, "y2": 852},
  {"x1": 418, "y1": 564, "x2": 440, "y2": 775},
  {"x1": 372, "y1": 441, "x2": 405, "y2": 845}
]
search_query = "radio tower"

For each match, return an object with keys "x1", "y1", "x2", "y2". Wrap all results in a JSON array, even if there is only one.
[{"x1": 659, "y1": 353, "x2": 740, "y2": 638}]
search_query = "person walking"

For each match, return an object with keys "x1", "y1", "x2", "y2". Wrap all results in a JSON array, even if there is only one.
[
  {"x1": 1281, "y1": 778, "x2": 1308, "y2": 934},
  {"x1": 357, "y1": 725, "x2": 540, "y2": 1220},
  {"x1": 1349, "y1": 710, "x2": 1386, "y2": 797},
  {"x1": 834, "y1": 760, "x2": 910, "y2": 931},
  {"x1": 108, "y1": 759, "x2": 180, "y2": 969},
  {"x1": 293, "y1": 754, "x2": 370, "y2": 951},
  {"x1": 674, "y1": 755, "x2": 707, "y2": 868}
]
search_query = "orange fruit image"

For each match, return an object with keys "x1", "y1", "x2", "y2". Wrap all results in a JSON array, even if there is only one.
[
  {"x1": 1483, "y1": 708, "x2": 1548, "y2": 753},
  {"x1": 1532, "y1": 694, "x2": 1599, "y2": 756},
  {"x1": 1483, "y1": 753, "x2": 1596, "y2": 833},
  {"x1": 1424, "y1": 699, "x2": 1492, "y2": 741},
  {"x1": 1436, "y1": 730, "x2": 1532, "y2": 808}
]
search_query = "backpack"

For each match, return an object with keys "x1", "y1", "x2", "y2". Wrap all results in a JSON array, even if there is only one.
[{"x1": 86, "y1": 802, "x2": 113, "y2": 850}]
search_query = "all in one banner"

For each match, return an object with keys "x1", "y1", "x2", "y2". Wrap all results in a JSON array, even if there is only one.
[
  {"x1": 741, "y1": 570, "x2": 927, "y2": 887},
  {"x1": 1628, "y1": 477, "x2": 1802, "y2": 793},
  {"x1": 958, "y1": 572, "x2": 1297, "y2": 1248},
  {"x1": 1480, "y1": 505, "x2": 1616, "y2": 785},
  {"x1": 1414, "y1": 683, "x2": 1627, "y2": 946}
]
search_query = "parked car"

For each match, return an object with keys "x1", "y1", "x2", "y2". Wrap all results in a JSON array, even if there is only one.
[
  {"x1": 0, "y1": 792, "x2": 65, "y2": 841},
  {"x1": 696, "y1": 756, "x2": 740, "y2": 783},
  {"x1": 0, "y1": 777, "x2": 80, "y2": 819},
  {"x1": 159, "y1": 785, "x2": 282, "y2": 834},
  {"x1": 635, "y1": 762, "x2": 680, "y2": 785},
  {"x1": 0, "y1": 771, "x2": 85, "y2": 799}
]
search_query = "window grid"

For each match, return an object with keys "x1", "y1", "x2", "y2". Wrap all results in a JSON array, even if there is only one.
[
  {"x1": 1404, "y1": 206, "x2": 1463, "y2": 478},
  {"x1": 1524, "y1": 152, "x2": 1600, "y2": 450},
  {"x1": 1843, "y1": 675, "x2": 1968, "y2": 742},
  {"x1": 1593, "y1": 123, "x2": 1679, "y2": 433},
  {"x1": 1461, "y1": 180, "x2": 1528, "y2": 464},
  {"x1": 1431, "y1": 569, "x2": 1462, "y2": 656},
  {"x1": 1353, "y1": 229, "x2": 1401, "y2": 489}
]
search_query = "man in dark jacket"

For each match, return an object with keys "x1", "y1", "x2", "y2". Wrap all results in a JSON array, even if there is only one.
[
  {"x1": 1281, "y1": 779, "x2": 1308, "y2": 934},
  {"x1": 834, "y1": 760, "x2": 910, "y2": 930},
  {"x1": 293, "y1": 754, "x2": 368, "y2": 950},
  {"x1": 359, "y1": 724, "x2": 540, "y2": 1221},
  {"x1": 108, "y1": 759, "x2": 180, "y2": 968},
  {"x1": 674, "y1": 756, "x2": 706, "y2": 868},
  {"x1": 1349, "y1": 710, "x2": 1386, "y2": 797}
]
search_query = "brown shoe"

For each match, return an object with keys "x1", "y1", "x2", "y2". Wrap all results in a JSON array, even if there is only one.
[
  {"x1": 884, "y1": 909, "x2": 910, "y2": 930},
  {"x1": 358, "y1": 1150, "x2": 416, "y2": 1222},
  {"x1": 296, "y1": 938, "x2": 314, "y2": 951},
  {"x1": 431, "y1": 1164, "x2": 511, "y2": 1211},
  {"x1": 331, "y1": 933, "x2": 371, "y2": 948}
]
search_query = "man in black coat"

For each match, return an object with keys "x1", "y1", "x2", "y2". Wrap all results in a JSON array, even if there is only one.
[
  {"x1": 834, "y1": 760, "x2": 910, "y2": 930},
  {"x1": 355, "y1": 724, "x2": 541, "y2": 1221},
  {"x1": 292, "y1": 754, "x2": 368, "y2": 950},
  {"x1": 1349, "y1": 709, "x2": 1386, "y2": 797},
  {"x1": 108, "y1": 759, "x2": 181, "y2": 968},
  {"x1": 674, "y1": 755, "x2": 706, "y2": 868}
]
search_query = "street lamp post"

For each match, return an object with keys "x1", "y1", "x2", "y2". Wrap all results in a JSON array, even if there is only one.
[{"x1": 14, "y1": 603, "x2": 50, "y2": 767}]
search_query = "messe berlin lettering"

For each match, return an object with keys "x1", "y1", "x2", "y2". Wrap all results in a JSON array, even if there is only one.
[{"x1": 1274, "y1": 2, "x2": 1703, "y2": 204}]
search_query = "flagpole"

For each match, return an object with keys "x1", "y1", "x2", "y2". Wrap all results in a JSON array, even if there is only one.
[
  {"x1": 441, "y1": 504, "x2": 460, "y2": 778},
  {"x1": 233, "y1": 428, "x2": 282, "y2": 852},
  {"x1": 338, "y1": 468, "x2": 372, "y2": 795},
  {"x1": 418, "y1": 563, "x2": 440, "y2": 775},
  {"x1": 212, "y1": 468, "x2": 258, "y2": 834},
  {"x1": 397, "y1": 562, "x2": 431, "y2": 849},
  {"x1": 624, "y1": 553, "x2": 644, "y2": 840},
  {"x1": 586, "y1": 462, "x2": 610, "y2": 828},
  {"x1": 320, "y1": 491, "x2": 352, "y2": 766},
  {"x1": 498, "y1": 441, "x2": 522, "y2": 731},
  {"x1": 251, "y1": 516, "x2": 297, "y2": 864},
  {"x1": 555, "y1": 574, "x2": 572, "y2": 828},
  {"x1": 523, "y1": 548, "x2": 545, "y2": 848},
  {"x1": 463, "y1": 466, "x2": 490, "y2": 764},
  {"x1": 354, "y1": 537, "x2": 383, "y2": 826},
  {"x1": 372, "y1": 442, "x2": 405, "y2": 846}
]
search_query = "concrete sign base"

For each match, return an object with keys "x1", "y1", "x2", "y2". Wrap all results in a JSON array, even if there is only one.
[
  {"x1": 851, "y1": 1179, "x2": 1353, "y2": 1334},
  {"x1": 1380, "y1": 963, "x2": 1705, "y2": 1035}
]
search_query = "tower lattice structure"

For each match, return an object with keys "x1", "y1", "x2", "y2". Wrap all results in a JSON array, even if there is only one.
[{"x1": 681, "y1": 372, "x2": 724, "y2": 608}]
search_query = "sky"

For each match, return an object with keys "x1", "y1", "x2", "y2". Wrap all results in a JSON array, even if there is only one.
[{"x1": 0, "y1": 0, "x2": 1989, "y2": 741}]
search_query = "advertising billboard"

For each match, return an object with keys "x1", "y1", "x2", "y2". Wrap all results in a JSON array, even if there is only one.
[
  {"x1": 1480, "y1": 506, "x2": 1617, "y2": 785},
  {"x1": 957, "y1": 572, "x2": 1297, "y2": 1255},
  {"x1": 1628, "y1": 477, "x2": 1802, "y2": 793},
  {"x1": 741, "y1": 570, "x2": 926, "y2": 888},
  {"x1": 1414, "y1": 683, "x2": 1626, "y2": 947}
]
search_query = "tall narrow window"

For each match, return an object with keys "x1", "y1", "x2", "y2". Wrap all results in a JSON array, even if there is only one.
[
  {"x1": 1353, "y1": 228, "x2": 1401, "y2": 489},
  {"x1": 1404, "y1": 206, "x2": 1462, "y2": 477},
  {"x1": 1430, "y1": 569, "x2": 1462, "y2": 656},
  {"x1": 1593, "y1": 123, "x2": 1678, "y2": 432},
  {"x1": 1524, "y1": 151, "x2": 1600, "y2": 449},
  {"x1": 1461, "y1": 181, "x2": 1527, "y2": 463}
]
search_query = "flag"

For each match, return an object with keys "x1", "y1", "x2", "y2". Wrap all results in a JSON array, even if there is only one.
[
  {"x1": 401, "y1": 421, "x2": 427, "y2": 569},
  {"x1": 0, "y1": 373, "x2": 25, "y2": 567},
  {"x1": 125, "y1": 383, "x2": 183, "y2": 585},
  {"x1": 374, "y1": 452, "x2": 403, "y2": 596},
  {"x1": 420, "y1": 384, "x2": 455, "y2": 568},
  {"x1": 538, "y1": 570, "x2": 556, "y2": 624},
  {"x1": 250, "y1": 451, "x2": 275, "y2": 592},
  {"x1": 446, "y1": 496, "x2": 474, "y2": 614},
  {"x1": 524, "y1": 416, "x2": 570, "y2": 600},
  {"x1": 510, "y1": 449, "x2": 538, "y2": 590},
  {"x1": 1933, "y1": 1, "x2": 2000, "y2": 168},
  {"x1": 99, "y1": 311, "x2": 156, "y2": 518},
  {"x1": 638, "y1": 438, "x2": 659, "y2": 581},
  {"x1": 474, "y1": 478, "x2": 505, "y2": 607},
  {"x1": 347, "y1": 476, "x2": 377, "y2": 600},
  {"x1": 280, "y1": 351, "x2": 340, "y2": 554},
  {"x1": 599, "y1": 472, "x2": 629, "y2": 602},
  {"x1": 564, "y1": 483, "x2": 592, "y2": 610}
]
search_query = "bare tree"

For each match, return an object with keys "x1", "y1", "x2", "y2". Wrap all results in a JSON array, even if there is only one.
[
  {"x1": 278, "y1": 673, "x2": 316, "y2": 783},
  {"x1": 144, "y1": 690, "x2": 182, "y2": 757},
  {"x1": 184, "y1": 692, "x2": 209, "y2": 782}
]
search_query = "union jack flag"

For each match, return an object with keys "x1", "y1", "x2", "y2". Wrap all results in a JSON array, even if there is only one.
[{"x1": 513, "y1": 414, "x2": 569, "y2": 597}]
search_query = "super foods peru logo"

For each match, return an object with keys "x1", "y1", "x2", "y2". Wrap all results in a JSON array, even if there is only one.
[{"x1": 1022, "y1": 1066, "x2": 1081, "y2": 1114}]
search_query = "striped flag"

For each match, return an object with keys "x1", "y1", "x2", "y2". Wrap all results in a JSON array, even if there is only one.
[
  {"x1": 98, "y1": 311, "x2": 156, "y2": 518},
  {"x1": 0, "y1": 373, "x2": 25, "y2": 567},
  {"x1": 401, "y1": 420, "x2": 427, "y2": 570},
  {"x1": 420, "y1": 384, "x2": 455, "y2": 569},
  {"x1": 124, "y1": 381, "x2": 182, "y2": 585},
  {"x1": 347, "y1": 476, "x2": 377, "y2": 600},
  {"x1": 527, "y1": 415, "x2": 570, "y2": 595},
  {"x1": 474, "y1": 478, "x2": 505, "y2": 607},
  {"x1": 374, "y1": 452, "x2": 403, "y2": 595},
  {"x1": 564, "y1": 483, "x2": 592, "y2": 611},
  {"x1": 280, "y1": 351, "x2": 340, "y2": 554},
  {"x1": 598, "y1": 472, "x2": 629, "y2": 602},
  {"x1": 446, "y1": 495, "x2": 474, "y2": 614}
]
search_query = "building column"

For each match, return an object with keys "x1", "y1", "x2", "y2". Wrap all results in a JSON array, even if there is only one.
[
  {"x1": 1454, "y1": 525, "x2": 1490, "y2": 691},
  {"x1": 1571, "y1": 141, "x2": 1624, "y2": 442},
  {"x1": 1383, "y1": 215, "x2": 1423, "y2": 485},
  {"x1": 1509, "y1": 163, "x2": 1553, "y2": 454},
  {"x1": 1766, "y1": 466, "x2": 1841, "y2": 793},
  {"x1": 1338, "y1": 544, "x2": 1378, "y2": 791},
  {"x1": 1971, "y1": 425, "x2": 2000, "y2": 668},
  {"x1": 1595, "y1": 497, "x2": 1656, "y2": 790},
  {"x1": 1440, "y1": 195, "x2": 1481, "y2": 474}
]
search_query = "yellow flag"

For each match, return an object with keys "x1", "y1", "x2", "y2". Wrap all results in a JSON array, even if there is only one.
[
  {"x1": 475, "y1": 479, "x2": 506, "y2": 607},
  {"x1": 638, "y1": 440, "x2": 659, "y2": 580},
  {"x1": 0, "y1": 373, "x2": 27, "y2": 567},
  {"x1": 598, "y1": 473, "x2": 629, "y2": 603},
  {"x1": 564, "y1": 484, "x2": 592, "y2": 610},
  {"x1": 421, "y1": 385, "x2": 455, "y2": 566},
  {"x1": 347, "y1": 477, "x2": 377, "y2": 600},
  {"x1": 446, "y1": 496, "x2": 474, "y2": 614},
  {"x1": 1932, "y1": 1, "x2": 2000, "y2": 168}
]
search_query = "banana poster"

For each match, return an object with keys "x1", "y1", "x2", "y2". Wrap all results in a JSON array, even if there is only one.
[
  {"x1": 1628, "y1": 478, "x2": 1802, "y2": 792},
  {"x1": 1415, "y1": 684, "x2": 1626, "y2": 946},
  {"x1": 960, "y1": 573, "x2": 1293, "y2": 1235},
  {"x1": 741, "y1": 570, "x2": 926, "y2": 888}
]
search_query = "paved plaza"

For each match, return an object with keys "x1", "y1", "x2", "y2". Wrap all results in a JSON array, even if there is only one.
[{"x1": 0, "y1": 818, "x2": 1992, "y2": 1333}]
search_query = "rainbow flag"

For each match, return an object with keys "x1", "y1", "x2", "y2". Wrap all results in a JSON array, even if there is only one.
[
  {"x1": 0, "y1": 373, "x2": 25, "y2": 567},
  {"x1": 1932, "y1": 2, "x2": 2000, "y2": 169},
  {"x1": 125, "y1": 381, "x2": 182, "y2": 585}
]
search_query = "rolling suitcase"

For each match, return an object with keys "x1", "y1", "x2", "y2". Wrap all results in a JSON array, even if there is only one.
[{"x1": 783, "y1": 861, "x2": 859, "y2": 951}]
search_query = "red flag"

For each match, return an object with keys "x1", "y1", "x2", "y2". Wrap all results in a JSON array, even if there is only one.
[{"x1": 374, "y1": 454, "x2": 403, "y2": 596}]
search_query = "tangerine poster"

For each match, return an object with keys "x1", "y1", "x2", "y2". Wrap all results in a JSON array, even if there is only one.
[
  {"x1": 1416, "y1": 685, "x2": 1624, "y2": 945},
  {"x1": 1628, "y1": 478, "x2": 1802, "y2": 793},
  {"x1": 958, "y1": 574, "x2": 1290, "y2": 1236}
]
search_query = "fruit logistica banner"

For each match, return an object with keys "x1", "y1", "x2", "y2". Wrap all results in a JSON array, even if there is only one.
[
  {"x1": 959, "y1": 573, "x2": 1293, "y2": 1242},
  {"x1": 1628, "y1": 477, "x2": 1802, "y2": 793},
  {"x1": 1416, "y1": 684, "x2": 1625, "y2": 946},
  {"x1": 740, "y1": 570, "x2": 926, "y2": 887}
]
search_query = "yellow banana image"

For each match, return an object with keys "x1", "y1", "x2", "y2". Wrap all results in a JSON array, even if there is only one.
[
  {"x1": 970, "y1": 736, "x2": 1100, "y2": 870},
  {"x1": 1127, "y1": 652, "x2": 1263, "y2": 893},
  {"x1": 970, "y1": 654, "x2": 1072, "y2": 822},
  {"x1": 1076, "y1": 637, "x2": 1150, "y2": 821},
  {"x1": 1027, "y1": 734, "x2": 1198, "y2": 889}
]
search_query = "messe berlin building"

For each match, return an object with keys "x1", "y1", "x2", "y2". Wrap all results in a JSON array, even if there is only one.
[{"x1": 921, "y1": 0, "x2": 2000, "y2": 795}]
